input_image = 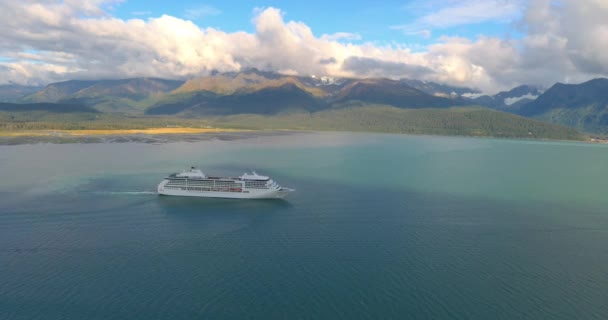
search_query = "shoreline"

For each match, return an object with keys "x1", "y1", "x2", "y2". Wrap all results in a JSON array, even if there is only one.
[
  {"x1": 0, "y1": 129, "x2": 297, "y2": 146},
  {"x1": 0, "y1": 127, "x2": 250, "y2": 137},
  {"x1": 0, "y1": 128, "x2": 604, "y2": 146}
]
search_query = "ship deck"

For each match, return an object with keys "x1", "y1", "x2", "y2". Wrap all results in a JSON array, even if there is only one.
[{"x1": 166, "y1": 173, "x2": 269, "y2": 181}]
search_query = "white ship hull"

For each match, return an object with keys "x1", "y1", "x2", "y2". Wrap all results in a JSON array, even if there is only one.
[{"x1": 157, "y1": 177, "x2": 294, "y2": 199}]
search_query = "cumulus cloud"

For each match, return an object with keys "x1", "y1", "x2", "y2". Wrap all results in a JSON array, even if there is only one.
[
  {"x1": 402, "y1": 0, "x2": 608, "y2": 92},
  {"x1": 0, "y1": 0, "x2": 606, "y2": 93}
]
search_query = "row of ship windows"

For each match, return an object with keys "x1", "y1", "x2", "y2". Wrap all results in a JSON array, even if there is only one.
[
  {"x1": 169, "y1": 181, "x2": 243, "y2": 185},
  {"x1": 184, "y1": 183, "x2": 241, "y2": 187},
  {"x1": 167, "y1": 182, "x2": 239, "y2": 186},
  {"x1": 168, "y1": 179, "x2": 267, "y2": 186},
  {"x1": 169, "y1": 179, "x2": 240, "y2": 184},
  {"x1": 164, "y1": 186, "x2": 249, "y2": 193},
  {"x1": 180, "y1": 179, "x2": 238, "y2": 183},
  {"x1": 167, "y1": 183, "x2": 268, "y2": 189},
  {"x1": 245, "y1": 183, "x2": 268, "y2": 187}
]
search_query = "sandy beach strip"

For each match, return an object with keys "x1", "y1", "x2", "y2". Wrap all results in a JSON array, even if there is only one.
[{"x1": 0, "y1": 127, "x2": 250, "y2": 137}]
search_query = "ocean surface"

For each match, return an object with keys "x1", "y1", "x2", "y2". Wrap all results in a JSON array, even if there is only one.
[{"x1": 1, "y1": 132, "x2": 607, "y2": 320}]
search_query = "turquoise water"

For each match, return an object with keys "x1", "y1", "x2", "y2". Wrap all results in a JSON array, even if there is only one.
[{"x1": 1, "y1": 132, "x2": 607, "y2": 319}]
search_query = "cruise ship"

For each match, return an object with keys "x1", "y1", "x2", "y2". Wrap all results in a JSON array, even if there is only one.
[{"x1": 157, "y1": 167, "x2": 294, "y2": 199}]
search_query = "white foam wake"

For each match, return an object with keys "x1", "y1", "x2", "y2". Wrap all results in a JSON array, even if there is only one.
[{"x1": 89, "y1": 191, "x2": 157, "y2": 196}]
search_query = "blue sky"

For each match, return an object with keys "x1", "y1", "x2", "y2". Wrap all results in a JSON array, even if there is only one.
[{"x1": 112, "y1": 0, "x2": 524, "y2": 49}]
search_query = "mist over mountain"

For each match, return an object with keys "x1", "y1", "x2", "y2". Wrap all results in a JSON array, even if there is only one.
[
  {"x1": 471, "y1": 85, "x2": 544, "y2": 110},
  {"x1": 399, "y1": 79, "x2": 481, "y2": 98}
]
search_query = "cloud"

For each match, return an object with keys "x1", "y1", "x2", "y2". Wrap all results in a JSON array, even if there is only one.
[
  {"x1": 0, "y1": 0, "x2": 607, "y2": 93},
  {"x1": 0, "y1": 61, "x2": 83, "y2": 86},
  {"x1": 321, "y1": 32, "x2": 362, "y2": 41},
  {"x1": 394, "y1": 0, "x2": 524, "y2": 35},
  {"x1": 319, "y1": 57, "x2": 337, "y2": 65},
  {"x1": 342, "y1": 57, "x2": 435, "y2": 79},
  {"x1": 184, "y1": 5, "x2": 221, "y2": 20},
  {"x1": 462, "y1": 92, "x2": 486, "y2": 99},
  {"x1": 504, "y1": 93, "x2": 539, "y2": 105},
  {"x1": 412, "y1": 29, "x2": 432, "y2": 38},
  {"x1": 0, "y1": 3, "x2": 434, "y2": 86}
]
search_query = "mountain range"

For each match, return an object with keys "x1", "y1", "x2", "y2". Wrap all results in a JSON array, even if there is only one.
[
  {"x1": 20, "y1": 78, "x2": 184, "y2": 113},
  {"x1": 517, "y1": 78, "x2": 608, "y2": 133},
  {"x1": 1, "y1": 69, "x2": 608, "y2": 135},
  {"x1": 0, "y1": 84, "x2": 43, "y2": 103}
]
